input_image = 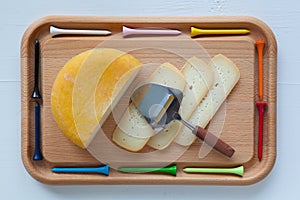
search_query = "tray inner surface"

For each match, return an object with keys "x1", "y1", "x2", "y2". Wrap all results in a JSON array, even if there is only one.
[{"x1": 41, "y1": 37, "x2": 255, "y2": 165}]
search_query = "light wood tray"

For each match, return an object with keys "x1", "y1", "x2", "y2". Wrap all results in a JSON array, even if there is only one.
[{"x1": 21, "y1": 16, "x2": 277, "y2": 185}]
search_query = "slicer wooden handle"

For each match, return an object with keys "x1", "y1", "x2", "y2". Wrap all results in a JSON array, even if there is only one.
[{"x1": 194, "y1": 126, "x2": 235, "y2": 158}]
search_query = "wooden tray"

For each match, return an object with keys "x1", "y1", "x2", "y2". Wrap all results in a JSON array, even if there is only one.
[{"x1": 21, "y1": 16, "x2": 277, "y2": 185}]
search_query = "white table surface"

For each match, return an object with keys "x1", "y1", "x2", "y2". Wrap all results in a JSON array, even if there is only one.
[{"x1": 1, "y1": 0, "x2": 299, "y2": 199}]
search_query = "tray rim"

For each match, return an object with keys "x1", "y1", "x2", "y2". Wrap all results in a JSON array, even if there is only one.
[{"x1": 21, "y1": 15, "x2": 277, "y2": 185}]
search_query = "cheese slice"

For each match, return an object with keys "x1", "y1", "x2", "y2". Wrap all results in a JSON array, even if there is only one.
[
  {"x1": 51, "y1": 48, "x2": 141, "y2": 148},
  {"x1": 147, "y1": 57, "x2": 214, "y2": 149},
  {"x1": 112, "y1": 63, "x2": 186, "y2": 152},
  {"x1": 174, "y1": 54, "x2": 240, "y2": 146}
]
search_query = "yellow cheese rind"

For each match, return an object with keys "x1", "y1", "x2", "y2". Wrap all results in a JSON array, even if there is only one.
[
  {"x1": 174, "y1": 54, "x2": 240, "y2": 146},
  {"x1": 51, "y1": 48, "x2": 141, "y2": 148},
  {"x1": 147, "y1": 57, "x2": 214, "y2": 150},
  {"x1": 51, "y1": 50, "x2": 93, "y2": 148},
  {"x1": 112, "y1": 63, "x2": 186, "y2": 152}
]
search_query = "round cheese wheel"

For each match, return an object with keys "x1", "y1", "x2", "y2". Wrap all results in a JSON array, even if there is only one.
[{"x1": 51, "y1": 48, "x2": 141, "y2": 148}]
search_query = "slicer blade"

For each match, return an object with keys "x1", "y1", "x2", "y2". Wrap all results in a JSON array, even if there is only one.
[{"x1": 130, "y1": 83, "x2": 183, "y2": 131}]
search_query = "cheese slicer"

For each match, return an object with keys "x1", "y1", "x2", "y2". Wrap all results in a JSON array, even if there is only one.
[{"x1": 131, "y1": 83, "x2": 235, "y2": 157}]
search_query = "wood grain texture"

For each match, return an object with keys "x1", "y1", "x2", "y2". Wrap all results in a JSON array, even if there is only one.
[{"x1": 21, "y1": 16, "x2": 277, "y2": 185}]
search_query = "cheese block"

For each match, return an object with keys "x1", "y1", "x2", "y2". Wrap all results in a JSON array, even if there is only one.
[
  {"x1": 147, "y1": 57, "x2": 214, "y2": 150},
  {"x1": 174, "y1": 54, "x2": 240, "y2": 146},
  {"x1": 51, "y1": 48, "x2": 141, "y2": 148},
  {"x1": 112, "y1": 63, "x2": 186, "y2": 152}
]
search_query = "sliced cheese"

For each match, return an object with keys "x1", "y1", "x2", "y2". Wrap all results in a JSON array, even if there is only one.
[
  {"x1": 147, "y1": 57, "x2": 214, "y2": 149},
  {"x1": 51, "y1": 48, "x2": 141, "y2": 148},
  {"x1": 174, "y1": 54, "x2": 240, "y2": 146},
  {"x1": 112, "y1": 63, "x2": 186, "y2": 152}
]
